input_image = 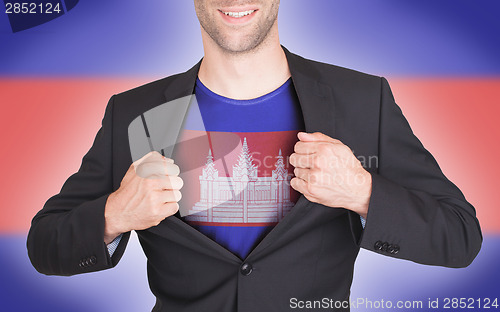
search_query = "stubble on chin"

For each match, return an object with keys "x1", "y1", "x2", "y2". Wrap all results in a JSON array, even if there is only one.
[{"x1": 195, "y1": 1, "x2": 280, "y2": 55}]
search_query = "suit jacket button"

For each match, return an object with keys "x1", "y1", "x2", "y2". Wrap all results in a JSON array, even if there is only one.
[
  {"x1": 387, "y1": 244, "x2": 395, "y2": 254},
  {"x1": 80, "y1": 259, "x2": 88, "y2": 267},
  {"x1": 374, "y1": 241, "x2": 383, "y2": 250},
  {"x1": 393, "y1": 245, "x2": 400, "y2": 254},
  {"x1": 381, "y1": 242, "x2": 389, "y2": 252},
  {"x1": 89, "y1": 256, "x2": 97, "y2": 265},
  {"x1": 240, "y1": 263, "x2": 253, "y2": 276}
]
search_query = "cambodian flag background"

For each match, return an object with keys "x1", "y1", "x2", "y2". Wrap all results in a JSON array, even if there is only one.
[{"x1": 1, "y1": 0, "x2": 499, "y2": 311}]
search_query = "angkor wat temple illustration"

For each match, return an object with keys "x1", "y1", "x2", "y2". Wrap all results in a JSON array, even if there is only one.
[{"x1": 186, "y1": 137, "x2": 294, "y2": 224}]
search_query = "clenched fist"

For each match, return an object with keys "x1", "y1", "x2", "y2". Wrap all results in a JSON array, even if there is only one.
[
  {"x1": 103, "y1": 151, "x2": 184, "y2": 244},
  {"x1": 289, "y1": 132, "x2": 371, "y2": 219}
]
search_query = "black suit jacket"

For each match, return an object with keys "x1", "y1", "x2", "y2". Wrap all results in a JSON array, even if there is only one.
[{"x1": 27, "y1": 47, "x2": 482, "y2": 311}]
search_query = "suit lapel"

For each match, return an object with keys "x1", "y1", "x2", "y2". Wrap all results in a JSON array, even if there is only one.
[
  {"x1": 162, "y1": 61, "x2": 200, "y2": 101},
  {"x1": 151, "y1": 47, "x2": 338, "y2": 261},
  {"x1": 159, "y1": 61, "x2": 201, "y2": 158},
  {"x1": 140, "y1": 60, "x2": 244, "y2": 262},
  {"x1": 284, "y1": 46, "x2": 336, "y2": 136}
]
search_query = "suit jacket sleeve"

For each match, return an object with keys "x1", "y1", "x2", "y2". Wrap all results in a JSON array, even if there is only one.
[
  {"x1": 27, "y1": 95, "x2": 130, "y2": 276},
  {"x1": 357, "y1": 77, "x2": 482, "y2": 268}
]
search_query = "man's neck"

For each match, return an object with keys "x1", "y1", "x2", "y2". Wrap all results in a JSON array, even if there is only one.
[{"x1": 198, "y1": 31, "x2": 291, "y2": 100}]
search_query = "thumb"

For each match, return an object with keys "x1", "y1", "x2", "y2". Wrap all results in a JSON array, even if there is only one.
[
  {"x1": 297, "y1": 132, "x2": 340, "y2": 144},
  {"x1": 126, "y1": 151, "x2": 166, "y2": 179},
  {"x1": 133, "y1": 151, "x2": 160, "y2": 167}
]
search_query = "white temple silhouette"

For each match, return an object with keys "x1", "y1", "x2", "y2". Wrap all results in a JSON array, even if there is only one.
[{"x1": 186, "y1": 137, "x2": 294, "y2": 223}]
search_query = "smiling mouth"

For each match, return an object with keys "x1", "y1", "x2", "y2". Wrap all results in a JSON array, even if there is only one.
[{"x1": 219, "y1": 9, "x2": 257, "y2": 18}]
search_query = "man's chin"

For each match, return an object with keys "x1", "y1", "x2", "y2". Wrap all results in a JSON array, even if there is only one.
[{"x1": 215, "y1": 36, "x2": 267, "y2": 55}]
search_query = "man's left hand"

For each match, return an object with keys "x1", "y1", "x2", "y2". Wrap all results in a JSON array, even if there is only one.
[{"x1": 289, "y1": 132, "x2": 372, "y2": 219}]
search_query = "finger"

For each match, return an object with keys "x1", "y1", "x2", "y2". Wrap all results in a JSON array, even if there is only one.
[
  {"x1": 293, "y1": 167, "x2": 310, "y2": 181},
  {"x1": 125, "y1": 151, "x2": 165, "y2": 183},
  {"x1": 162, "y1": 157, "x2": 174, "y2": 164},
  {"x1": 162, "y1": 202, "x2": 180, "y2": 217},
  {"x1": 165, "y1": 162, "x2": 180, "y2": 176},
  {"x1": 133, "y1": 151, "x2": 162, "y2": 167},
  {"x1": 290, "y1": 177, "x2": 314, "y2": 196},
  {"x1": 295, "y1": 140, "x2": 347, "y2": 155},
  {"x1": 294, "y1": 141, "x2": 324, "y2": 154},
  {"x1": 136, "y1": 162, "x2": 168, "y2": 179},
  {"x1": 290, "y1": 153, "x2": 315, "y2": 168},
  {"x1": 298, "y1": 132, "x2": 342, "y2": 144},
  {"x1": 290, "y1": 177, "x2": 320, "y2": 203},
  {"x1": 136, "y1": 162, "x2": 180, "y2": 178},
  {"x1": 158, "y1": 190, "x2": 182, "y2": 203},
  {"x1": 141, "y1": 154, "x2": 174, "y2": 165},
  {"x1": 295, "y1": 167, "x2": 324, "y2": 185},
  {"x1": 160, "y1": 176, "x2": 184, "y2": 190}
]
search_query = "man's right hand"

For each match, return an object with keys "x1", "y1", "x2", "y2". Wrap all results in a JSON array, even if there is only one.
[{"x1": 103, "y1": 151, "x2": 183, "y2": 244}]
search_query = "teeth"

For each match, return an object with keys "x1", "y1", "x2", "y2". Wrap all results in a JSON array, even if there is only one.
[{"x1": 222, "y1": 10, "x2": 255, "y2": 18}]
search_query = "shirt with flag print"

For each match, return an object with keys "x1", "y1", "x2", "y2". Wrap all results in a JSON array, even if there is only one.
[{"x1": 171, "y1": 77, "x2": 306, "y2": 260}]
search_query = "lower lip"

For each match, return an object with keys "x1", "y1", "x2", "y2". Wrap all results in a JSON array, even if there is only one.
[{"x1": 218, "y1": 10, "x2": 258, "y2": 24}]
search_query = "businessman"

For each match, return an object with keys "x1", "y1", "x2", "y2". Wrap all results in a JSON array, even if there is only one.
[{"x1": 27, "y1": 1, "x2": 482, "y2": 311}]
